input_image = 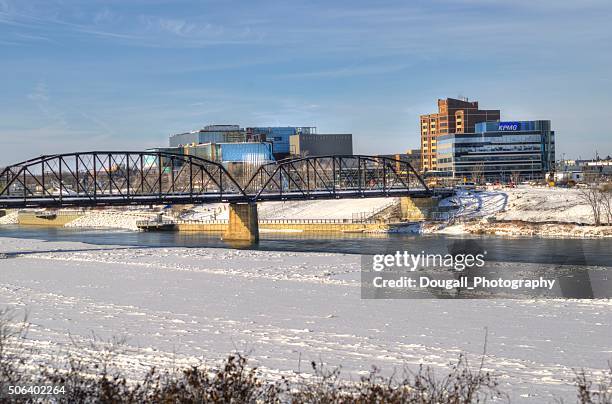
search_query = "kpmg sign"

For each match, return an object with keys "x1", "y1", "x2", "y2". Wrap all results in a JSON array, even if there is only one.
[{"x1": 498, "y1": 121, "x2": 520, "y2": 131}]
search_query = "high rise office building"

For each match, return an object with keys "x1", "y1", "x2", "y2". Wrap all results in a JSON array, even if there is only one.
[
  {"x1": 436, "y1": 120, "x2": 555, "y2": 181},
  {"x1": 420, "y1": 98, "x2": 500, "y2": 172}
]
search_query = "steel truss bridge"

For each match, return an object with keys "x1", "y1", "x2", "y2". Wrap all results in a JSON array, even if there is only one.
[{"x1": 0, "y1": 151, "x2": 439, "y2": 209}]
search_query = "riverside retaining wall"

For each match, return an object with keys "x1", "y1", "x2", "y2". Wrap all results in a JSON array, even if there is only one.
[
  {"x1": 176, "y1": 219, "x2": 391, "y2": 233},
  {"x1": 18, "y1": 211, "x2": 84, "y2": 226}
]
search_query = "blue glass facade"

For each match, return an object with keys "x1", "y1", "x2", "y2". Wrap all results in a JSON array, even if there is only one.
[
  {"x1": 247, "y1": 127, "x2": 316, "y2": 156},
  {"x1": 152, "y1": 143, "x2": 274, "y2": 164},
  {"x1": 218, "y1": 142, "x2": 274, "y2": 163},
  {"x1": 437, "y1": 120, "x2": 555, "y2": 181},
  {"x1": 247, "y1": 127, "x2": 297, "y2": 155}
]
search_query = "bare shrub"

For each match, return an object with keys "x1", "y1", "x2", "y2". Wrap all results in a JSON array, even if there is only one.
[
  {"x1": 471, "y1": 163, "x2": 485, "y2": 185},
  {"x1": 600, "y1": 188, "x2": 612, "y2": 225},
  {"x1": 0, "y1": 308, "x2": 30, "y2": 400},
  {"x1": 574, "y1": 364, "x2": 612, "y2": 404},
  {"x1": 289, "y1": 353, "x2": 506, "y2": 403},
  {"x1": 578, "y1": 184, "x2": 605, "y2": 226},
  {"x1": 510, "y1": 171, "x2": 521, "y2": 185}
]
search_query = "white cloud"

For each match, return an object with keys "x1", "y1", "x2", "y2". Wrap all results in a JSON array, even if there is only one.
[{"x1": 27, "y1": 81, "x2": 48, "y2": 102}]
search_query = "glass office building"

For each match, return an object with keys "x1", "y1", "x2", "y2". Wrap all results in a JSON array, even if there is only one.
[
  {"x1": 436, "y1": 120, "x2": 555, "y2": 181},
  {"x1": 169, "y1": 125, "x2": 245, "y2": 147},
  {"x1": 247, "y1": 127, "x2": 316, "y2": 158}
]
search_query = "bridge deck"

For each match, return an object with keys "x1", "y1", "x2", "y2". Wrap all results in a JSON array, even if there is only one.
[{"x1": 0, "y1": 188, "x2": 453, "y2": 209}]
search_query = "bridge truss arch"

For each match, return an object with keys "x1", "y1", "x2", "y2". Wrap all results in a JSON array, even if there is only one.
[
  {"x1": 244, "y1": 155, "x2": 430, "y2": 201},
  {"x1": 0, "y1": 151, "x2": 246, "y2": 208}
]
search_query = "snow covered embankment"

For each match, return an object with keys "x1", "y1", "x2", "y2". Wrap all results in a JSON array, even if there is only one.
[
  {"x1": 65, "y1": 211, "x2": 159, "y2": 231},
  {"x1": 0, "y1": 211, "x2": 19, "y2": 224},
  {"x1": 181, "y1": 198, "x2": 398, "y2": 221},
  {"x1": 432, "y1": 187, "x2": 612, "y2": 237}
]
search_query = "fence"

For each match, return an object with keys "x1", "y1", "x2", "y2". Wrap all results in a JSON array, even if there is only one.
[
  {"x1": 176, "y1": 218, "x2": 381, "y2": 225},
  {"x1": 351, "y1": 199, "x2": 398, "y2": 222},
  {"x1": 136, "y1": 220, "x2": 176, "y2": 227}
]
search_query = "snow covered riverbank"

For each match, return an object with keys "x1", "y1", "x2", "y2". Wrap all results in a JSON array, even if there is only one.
[
  {"x1": 65, "y1": 211, "x2": 164, "y2": 231},
  {"x1": 181, "y1": 198, "x2": 396, "y2": 221},
  {"x1": 0, "y1": 211, "x2": 18, "y2": 225},
  {"x1": 435, "y1": 186, "x2": 612, "y2": 238},
  {"x1": 2, "y1": 186, "x2": 609, "y2": 238},
  {"x1": 429, "y1": 220, "x2": 612, "y2": 238},
  {"x1": 0, "y1": 237, "x2": 610, "y2": 403}
]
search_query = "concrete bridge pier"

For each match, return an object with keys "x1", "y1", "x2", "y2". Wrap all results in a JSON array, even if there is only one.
[
  {"x1": 223, "y1": 202, "x2": 259, "y2": 243},
  {"x1": 400, "y1": 196, "x2": 437, "y2": 221}
]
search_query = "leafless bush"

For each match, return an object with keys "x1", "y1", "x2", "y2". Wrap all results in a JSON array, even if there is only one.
[
  {"x1": 510, "y1": 171, "x2": 521, "y2": 185},
  {"x1": 0, "y1": 308, "x2": 32, "y2": 402},
  {"x1": 578, "y1": 183, "x2": 606, "y2": 226},
  {"x1": 600, "y1": 188, "x2": 612, "y2": 225},
  {"x1": 574, "y1": 364, "x2": 612, "y2": 404},
  {"x1": 471, "y1": 163, "x2": 485, "y2": 185},
  {"x1": 289, "y1": 353, "x2": 506, "y2": 403}
]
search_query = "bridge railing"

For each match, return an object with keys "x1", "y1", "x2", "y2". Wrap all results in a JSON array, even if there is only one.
[{"x1": 175, "y1": 218, "x2": 382, "y2": 225}]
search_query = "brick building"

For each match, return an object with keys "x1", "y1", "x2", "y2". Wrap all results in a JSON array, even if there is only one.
[{"x1": 420, "y1": 98, "x2": 500, "y2": 172}]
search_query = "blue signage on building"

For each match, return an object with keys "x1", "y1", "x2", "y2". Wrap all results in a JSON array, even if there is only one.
[{"x1": 498, "y1": 122, "x2": 520, "y2": 131}]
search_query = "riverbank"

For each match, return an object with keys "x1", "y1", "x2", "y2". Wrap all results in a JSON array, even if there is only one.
[
  {"x1": 3, "y1": 186, "x2": 610, "y2": 238},
  {"x1": 429, "y1": 186, "x2": 612, "y2": 238},
  {"x1": 427, "y1": 220, "x2": 612, "y2": 238},
  {"x1": 3, "y1": 198, "x2": 401, "y2": 234}
]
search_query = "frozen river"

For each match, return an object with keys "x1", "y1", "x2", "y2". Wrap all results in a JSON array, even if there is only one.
[
  {"x1": 0, "y1": 234, "x2": 610, "y2": 402},
  {"x1": 1, "y1": 224, "x2": 611, "y2": 266}
]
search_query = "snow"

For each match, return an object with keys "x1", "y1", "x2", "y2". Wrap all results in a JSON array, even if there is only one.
[
  {"x1": 0, "y1": 211, "x2": 18, "y2": 224},
  {"x1": 447, "y1": 186, "x2": 597, "y2": 224},
  {"x1": 181, "y1": 198, "x2": 397, "y2": 221},
  {"x1": 2, "y1": 186, "x2": 607, "y2": 240},
  {"x1": 180, "y1": 203, "x2": 228, "y2": 221},
  {"x1": 495, "y1": 187, "x2": 595, "y2": 224},
  {"x1": 257, "y1": 198, "x2": 397, "y2": 220},
  {"x1": 65, "y1": 211, "x2": 170, "y2": 231},
  {"x1": 0, "y1": 236, "x2": 610, "y2": 403},
  {"x1": 443, "y1": 189, "x2": 508, "y2": 219},
  {"x1": 435, "y1": 186, "x2": 611, "y2": 237}
]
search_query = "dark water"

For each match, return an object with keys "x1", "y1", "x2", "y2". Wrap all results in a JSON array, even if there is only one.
[{"x1": 1, "y1": 225, "x2": 610, "y2": 267}]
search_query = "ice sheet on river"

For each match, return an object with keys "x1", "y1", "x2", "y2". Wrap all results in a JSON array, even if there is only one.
[{"x1": 0, "y1": 237, "x2": 610, "y2": 403}]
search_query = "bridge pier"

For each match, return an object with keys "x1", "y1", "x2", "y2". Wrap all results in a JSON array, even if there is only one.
[
  {"x1": 400, "y1": 196, "x2": 437, "y2": 221},
  {"x1": 223, "y1": 202, "x2": 259, "y2": 242}
]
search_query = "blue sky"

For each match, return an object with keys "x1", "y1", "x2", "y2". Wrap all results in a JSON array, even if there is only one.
[{"x1": 1, "y1": 0, "x2": 611, "y2": 163}]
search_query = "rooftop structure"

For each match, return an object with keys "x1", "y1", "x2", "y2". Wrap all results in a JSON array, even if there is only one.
[
  {"x1": 169, "y1": 124, "x2": 245, "y2": 147},
  {"x1": 289, "y1": 133, "x2": 353, "y2": 157}
]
